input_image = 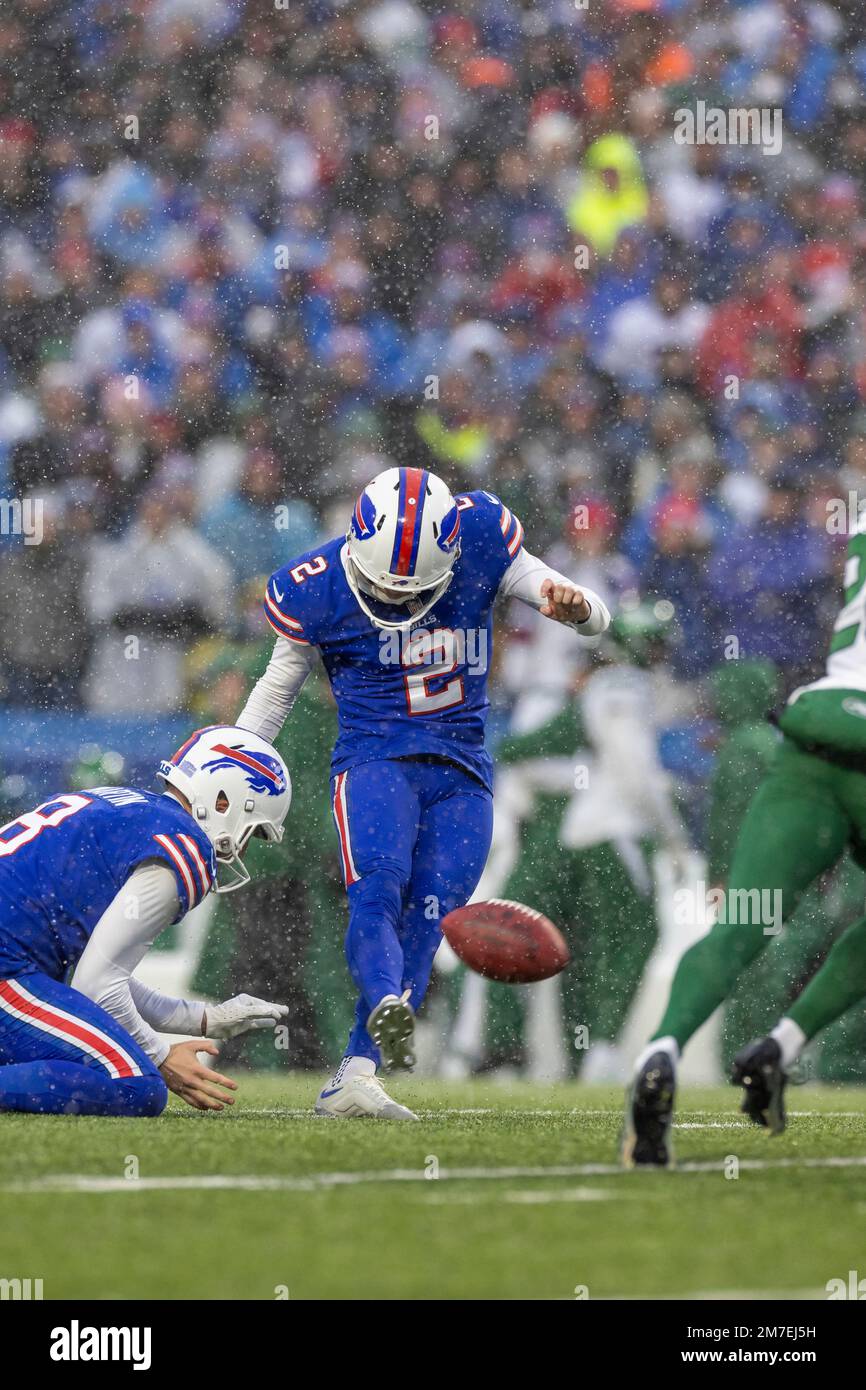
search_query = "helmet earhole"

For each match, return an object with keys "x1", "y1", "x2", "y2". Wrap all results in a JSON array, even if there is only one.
[{"x1": 244, "y1": 798, "x2": 255, "y2": 812}]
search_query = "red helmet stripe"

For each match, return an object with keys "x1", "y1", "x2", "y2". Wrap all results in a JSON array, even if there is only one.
[
  {"x1": 211, "y1": 742, "x2": 282, "y2": 785},
  {"x1": 392, "y1": 468, "x2": 426, "y2": 577}
]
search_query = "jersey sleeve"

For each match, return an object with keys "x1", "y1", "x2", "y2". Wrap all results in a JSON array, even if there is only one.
[
  {"x1": 263, "y1": 569, "x2": 314, "y2": 646},
  {"x1": 262, "y1": 542, "x2": 338, "y2": 648},
  {"x1": 457, "y1": 491, "x2": 524, "y2": 578},
  {"x1": 495, "y1": 500, "x2": 525, "y2": 563},
  {"x1": 121, "y1": 808, "x2": 215, "y2": 917},
  {"x1": 147, "y1": 828, "x2": 215, "y2": 915}
]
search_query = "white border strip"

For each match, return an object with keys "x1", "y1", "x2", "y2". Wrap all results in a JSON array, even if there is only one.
[{"x1": 7, "y1": 1153, "x2": 866, "y2": 1195}]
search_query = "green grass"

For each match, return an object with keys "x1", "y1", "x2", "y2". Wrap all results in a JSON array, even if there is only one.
[{"x1": 2, "y1": 1076, "x2": 866, "y2": 1300}]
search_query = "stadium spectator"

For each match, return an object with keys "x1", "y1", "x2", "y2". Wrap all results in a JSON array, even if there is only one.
[
  {"x1": 0, "y1": 493, "x2": 90, "y2": 708},
  {"x1": 83, "y1": 480, "x2": 231, "y2": 714}
]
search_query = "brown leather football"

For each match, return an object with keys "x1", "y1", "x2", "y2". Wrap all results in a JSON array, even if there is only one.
[{"x1": 442, "y1": 899, "x2": 570, "y2": 983}]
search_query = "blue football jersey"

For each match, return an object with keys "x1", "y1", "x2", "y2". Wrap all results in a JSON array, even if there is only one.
[
  {"x1": 0, "y1": 787, "x2": 216, "y2": 979},
  {"x1": 263, "y1": 491, "x2": 525, "y2": 790}
]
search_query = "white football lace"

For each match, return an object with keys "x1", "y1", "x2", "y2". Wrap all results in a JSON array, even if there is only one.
[{"x1": 354, "y1": 1076, "x2": 389, "y2": 1103}]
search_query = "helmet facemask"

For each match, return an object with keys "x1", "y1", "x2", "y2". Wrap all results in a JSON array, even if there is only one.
[
  {"x1": 344, "y1": 546, "x2": 458, "y2": 631},
  {"x1": 191, "y1": 787, "x2": 285, "y2": 894}
]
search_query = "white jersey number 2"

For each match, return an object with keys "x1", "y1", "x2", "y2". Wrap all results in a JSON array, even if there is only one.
[{"x1": 402, "y1": 627, "x2": 465, "y2": 715}]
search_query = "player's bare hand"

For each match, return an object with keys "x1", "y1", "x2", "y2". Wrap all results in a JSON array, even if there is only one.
[
  {"x1": 540, "y1": 580, "x2": 591, "y2": 625},
  {"x1": 159, "y1": 1039, "x2": 238, "y2": 1112}
]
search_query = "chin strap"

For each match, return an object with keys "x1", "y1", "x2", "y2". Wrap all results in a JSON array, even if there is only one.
[
  {"x1": 344, "y1": 551, "x2": 455, "y2": 630},
  {"x1": 212, "y1": 851, "x2": 251, "y2": 894}
]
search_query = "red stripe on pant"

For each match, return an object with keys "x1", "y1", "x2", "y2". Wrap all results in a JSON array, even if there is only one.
[
  {"x1": 333, "y1": 772, "x2": 359, "y2": 886},
  {"x1": 0, "y1": 979, "x2": 138, "y2": 1078}
]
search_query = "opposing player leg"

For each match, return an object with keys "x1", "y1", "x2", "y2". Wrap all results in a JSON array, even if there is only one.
[
  {"x1": 624, "y1": 744, "x2": 849, "y2": 1166},
  {"x1": 733, "y1": 762, "x2": 866, "y2": 1132},
  {"x1": 0, "y1": 973, "x2": 167, "y2": 1117}
]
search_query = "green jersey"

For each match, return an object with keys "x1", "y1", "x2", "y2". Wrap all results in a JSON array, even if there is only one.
[{"x1": 782, "y1": 525, "x2": 866, "y2": 755}]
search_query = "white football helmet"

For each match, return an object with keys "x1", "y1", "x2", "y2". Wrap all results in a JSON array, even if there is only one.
[
  {"x1": 158, "y1": 726, "x2": 291, "y2": 893},
  {"x1": 344, "y1": 466, "x2": 462, "y2": 629}
]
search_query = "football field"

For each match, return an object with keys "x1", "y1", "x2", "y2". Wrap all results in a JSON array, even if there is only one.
[{"x1": 3, "y1": 1077, "x2": 866, "y2": 1301}]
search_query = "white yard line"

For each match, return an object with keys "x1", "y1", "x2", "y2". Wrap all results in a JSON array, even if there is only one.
[
  {"x1": 602, "y1": 1288, "x2": 825, "y2": 1302},
  {"x1": 423, "y1": 1187, "x2": 618, "y2": 1206},
  {"x1": 233, "y1": 1106, "x2": 866, "y2": 1122},
  {"x1": 6, "y1": 1152, "x2": 866, "y2": 1195},
  {"x1": 676, "y1": 1121, "x2": 747, "y2": 1129}
]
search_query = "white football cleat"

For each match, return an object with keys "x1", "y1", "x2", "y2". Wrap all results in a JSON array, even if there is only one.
[
  {"x1": 315, "y1": 1073, "x2": 418, "y2": 1121},
  {"x1": 367, "y1": 990, "x2": 416, "y2": 1071}
]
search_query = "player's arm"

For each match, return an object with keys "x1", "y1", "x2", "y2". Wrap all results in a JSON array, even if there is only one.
[
  {"x1": 498, "y1": 546, "x2": 611, "y2": 636},
  {"x1": 236, "y1": 639, "x2": 319, "y2": 742},
  {"x1": 71, "y1": 863, "x2": 201, "y2": 1067},
  {"x1": 70, "y1": 864, "x2": 235, "y2": 1109},
  {"x1": 70, "y1": 864, "x2": 287, "y2": 1110},
  {"x1": 236, "y1": 569, "x2": 323, "y2": 742}
]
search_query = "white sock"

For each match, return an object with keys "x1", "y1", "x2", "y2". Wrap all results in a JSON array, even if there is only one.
[
  {"x1": 633, "y1": 1036, "x2": 680, "y2": 1076},
  {"x1": 330, "y1": 1055, "x2": 376, "y2": 1087},
  {"x1": 770, "y1": 1018, "x2": 806, "y2": 1068}
]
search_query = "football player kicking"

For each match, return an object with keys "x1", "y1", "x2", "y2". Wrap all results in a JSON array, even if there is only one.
[
  {"x1": 623, "y1": 512, "x2": 866, "y2": 1165},
  {"x1": 0, "y1": 726, "x2": 291, "y2": 1117},
  {"x1": 237, "y1": 466, "x2": 610, "y2": 1120}
]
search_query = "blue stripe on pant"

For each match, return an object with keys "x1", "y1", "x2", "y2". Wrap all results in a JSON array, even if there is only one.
[
  {"x1": 331, "y1": 757, "x2": 493, "y2": 1063},
  {"x1": 0, "y1": 972, "x2": 167, "y2": 1116}
]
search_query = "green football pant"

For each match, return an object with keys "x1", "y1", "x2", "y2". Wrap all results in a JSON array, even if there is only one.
[{"x1": 654, "y1": 739, "x2": 866, "y2": 1050}]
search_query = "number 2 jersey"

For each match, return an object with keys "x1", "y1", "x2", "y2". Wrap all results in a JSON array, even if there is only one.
[
  {"x1": 0, "y1": 787, "x2": 216, "y2": 980},
  {"x1": 254, "y1": 490, "x2": 607, "y2": 793}
]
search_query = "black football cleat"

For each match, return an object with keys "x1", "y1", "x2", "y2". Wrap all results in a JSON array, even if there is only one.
[
  {"x1": 621, "y1": 1050, "x2": 676, "y2": 1168},
  {"x1": 731, "y1": 1036, "x2": 787, "y2": 1135}
]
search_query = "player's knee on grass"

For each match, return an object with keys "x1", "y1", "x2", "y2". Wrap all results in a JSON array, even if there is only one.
[{"x1": 124, "y1": 1073, "x2": 169, "y2": 1117}]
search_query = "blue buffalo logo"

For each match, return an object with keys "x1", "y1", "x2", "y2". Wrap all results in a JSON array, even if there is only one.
[
  {"x1": 437, "y1": 504, "x2": 461, "y2": 555},
  {"x1": 350, "y1": 490, "x2": 377, "y2": 541},
  {"x1": 202, "y1": 744, "x2": 287, "y2": 797}
]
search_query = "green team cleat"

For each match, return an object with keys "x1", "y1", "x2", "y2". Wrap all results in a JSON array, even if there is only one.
[{"x1": 731, "y1": 1036, "x2": 787, "y2": 1135}]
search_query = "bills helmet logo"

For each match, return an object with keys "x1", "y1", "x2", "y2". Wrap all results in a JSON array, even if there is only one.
[
  {"x1": 202, "y1": 744, "x2": 288, "y2": 797},
  {"x1": 436, "y1": 503, "x2": 461, "y2": 556},
  {"x1": 350, "y1": 489, "x2": 377, "y2": 541}
]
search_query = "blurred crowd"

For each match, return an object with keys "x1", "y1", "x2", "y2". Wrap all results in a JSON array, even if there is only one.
[{"x1": 0, "y1": 0, "x2": 864, "y2": 720}]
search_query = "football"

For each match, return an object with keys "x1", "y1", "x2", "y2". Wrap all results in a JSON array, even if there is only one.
[{"x1": 441, "y1": 899, "x2": 570, "y2": 983}]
